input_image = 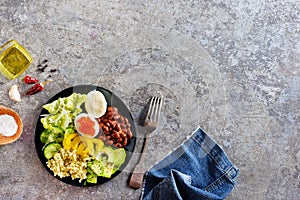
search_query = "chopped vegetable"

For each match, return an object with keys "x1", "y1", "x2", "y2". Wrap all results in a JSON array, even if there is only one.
[
  {"x1": 86, "y1": 173, "x2": 97, "y2": 184},
  {"x1": 87, "y1": 159, "x2": 114, "y2": 178},
  {"x1": 41, "y1": 93, "x2": 87, "y2": 130},
  {"x1": 62, "y1": 134, "x2": 105, "y2": 158},
  {"x1": 26, "y1": 80, "x2": 50, "y2": 95},
  {"x1": 23, "y1": 75, "x2": 38, "y2": 84},
  {"x1": 40, "y1": 127, "x2": 64, "y2": 149},
  {"x1": 62, "y1": 133, "x2": 78, "y2": 150},
  {"x1": 43, "y1": 143, "x2": 62, "y2": 159}
]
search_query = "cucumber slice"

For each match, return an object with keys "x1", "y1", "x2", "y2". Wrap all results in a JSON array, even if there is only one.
[
  {"x1": 51, "y1": 126, "x2": 64, "y2": 134},
  {"x1": 55, "y1": 132, "x2": 64, "y2": 143},
  {"x1": 65, "y1": 127, "x2": 75, "y2": 135},
  {"x1": 86, "y1": 173, "x2": 98, "y2": 184},
  {"x1": 40, "y1": 130, "x2": 50, "y2": 144},
  {"x1": 44, "y1": 143, "x2": 62, "y2": 160},
  {"x1": 47, "y1": 133, "x2": 56, "y2": 143}
]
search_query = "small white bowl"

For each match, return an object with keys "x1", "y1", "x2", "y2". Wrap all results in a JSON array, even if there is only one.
[{"x1": 0, "y1": 105, "x2": 23, "y2": 145}]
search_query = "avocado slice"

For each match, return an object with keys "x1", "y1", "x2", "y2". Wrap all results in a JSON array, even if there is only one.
[
  {"x1": 113, "y1": 148, "x2": 126, "y2": 167},
  {"x1": 92, "y1": 146, "x2": 115, "y2": 178},
  {"x1": 86, "y1": 173, "x2": 98, "y2": 184},
  {"x1": 96, "y1": 146, "x2": 114, "y2": 163}
]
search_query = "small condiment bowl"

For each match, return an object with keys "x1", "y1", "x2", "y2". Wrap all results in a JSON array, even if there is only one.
[{"x1": 0, "y1": 105, "x2": 23, "y2": 145}]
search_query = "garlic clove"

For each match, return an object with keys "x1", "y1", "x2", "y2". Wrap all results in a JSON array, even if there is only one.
[{"x1": 9, "y1": 84, "x2": 21, "y2": 102}]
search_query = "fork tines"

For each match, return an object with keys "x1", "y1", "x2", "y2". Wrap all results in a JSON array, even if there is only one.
[{"x1": 146, "y1": 96, "x2": 163, "y2": 123}]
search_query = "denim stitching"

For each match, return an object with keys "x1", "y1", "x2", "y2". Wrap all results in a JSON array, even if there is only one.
[
  {"x1": 204, "y1": 173, "x2": 227, "y2": 192},
  {"x1": 192, "y1": 135, "x2": 226, "y2": 172},
  {"x1": 191, "y1": 131, "x2": 237, "y2": 193},
  {"x1": 204, "y1": 166, "x2": 236, "y2": 192},
  {"x1": 142, "y1": 127, "x2": 238, "y2": 199}
]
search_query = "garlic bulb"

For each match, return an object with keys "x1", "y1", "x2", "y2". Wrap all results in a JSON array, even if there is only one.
[{"x1": 9, "y1": 84, "x2": 21, "y2": 102}]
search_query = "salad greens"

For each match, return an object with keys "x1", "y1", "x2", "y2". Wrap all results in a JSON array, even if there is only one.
[{"x1": 41, "y1": 93, "x2": 87, "y2": 130}]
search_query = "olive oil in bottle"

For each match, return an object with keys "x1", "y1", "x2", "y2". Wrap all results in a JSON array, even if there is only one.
[{"x1": 0, "y1": 40, "x2": 32, "y2": 79}]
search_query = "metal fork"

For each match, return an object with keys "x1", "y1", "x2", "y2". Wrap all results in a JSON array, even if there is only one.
[{"x1": 129, "y1": 96, "x2": 163, "y2": 189}]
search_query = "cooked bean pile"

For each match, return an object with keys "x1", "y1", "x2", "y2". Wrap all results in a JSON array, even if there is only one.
[{"x1": 97, "y1": 106, "x2": 133, "y2": 148}]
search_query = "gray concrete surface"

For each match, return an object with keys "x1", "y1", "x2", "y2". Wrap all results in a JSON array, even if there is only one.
[{"x1": 0, "y1": 0, "x2": 299, "y2": 199}]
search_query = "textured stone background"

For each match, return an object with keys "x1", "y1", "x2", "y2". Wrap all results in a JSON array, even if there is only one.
[{"x1": 0, "y1": 0, "x2": 299, "y2": 199}]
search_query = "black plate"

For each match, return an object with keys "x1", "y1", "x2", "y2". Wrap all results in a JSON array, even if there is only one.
[{"x1": 35, "y1": 85, "x2": 136, "y2": 186}]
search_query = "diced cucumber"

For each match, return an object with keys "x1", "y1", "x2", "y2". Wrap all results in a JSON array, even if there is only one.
[
  {"x1": 51, "y1": 126, "x2": 64, "y2": 134},
  {"x1": 40, "y1": 130, "x2": 56, "y2": 145},
  {"x1": 55, "y1": 132, "x2": 64, "y2": 143},
  {"x1": 86, "y1": 173, "x2": 98, "y2": 184},
  {"x1": 40, "y1": 130, "x2": 50, "y2": 144},
  {"x1": 44, "y1": 143, "x2": 62, "y2": 160},
  {"x1": 47, "y1": 133, "x2": 56, "y2": 143},
  {"x1": 65, "y1": 127, "x2": 75, "y2": 135}
]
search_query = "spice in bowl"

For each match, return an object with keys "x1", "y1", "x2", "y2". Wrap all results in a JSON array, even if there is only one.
[
  {"x1": 0, "y1": 105, "x2": 23, "y2": 145},
  {"x1": 0, "y1": 114, "x2": 18, "y2": 137}
]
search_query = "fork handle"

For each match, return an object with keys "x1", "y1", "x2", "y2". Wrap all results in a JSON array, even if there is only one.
[
  {"x1": 129, "y1": 163, "x2": 146, "y2": 189},
  {"x1": 129, "y1": 134, "x2": 150, "y2": 189}
]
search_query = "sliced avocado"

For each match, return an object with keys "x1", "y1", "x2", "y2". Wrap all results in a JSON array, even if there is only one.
[
  {"x1": 86, "y1": 173, "x2": 98, "y2": 184},
  {"x1": 113, "y1": 148, "x2": 126, "y2": 167},
  {"x1": 87, "y1": 166, "x2": 94, "y2": 174},
  {"x1": 96, "y1": 146, "x2": 114, "y2": 163},
  {"x1": 93, "y1": 146, "x2": 116, "y2": 178},
  {"x1": 92, "y1": 138, "x2": 104, "y2": 155},
  {"x1": 89, "y1": 160, "x2": 114, "y2": 178},
  {"x1": 89, "y1": 161, "x2": 103, "y2": 176},
  {"x1": 81, "y1": 137, "x2": 95, "y2": 156},
  {"x1": 102, "y1": 162, "x2": 114, "y2": 178}
]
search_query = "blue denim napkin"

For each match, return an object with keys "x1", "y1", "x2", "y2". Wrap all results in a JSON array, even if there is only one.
[{"x1": 141, "y1": 127, "x2": 239, "y2": 200}]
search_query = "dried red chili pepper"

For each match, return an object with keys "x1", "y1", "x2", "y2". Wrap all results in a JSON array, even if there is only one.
[
  {"x1": 25, "y1": 81, "x2": 50, "y2": 95},
  {"x1": 23, "y1": 75, "x2": 39, "y2": 84}
]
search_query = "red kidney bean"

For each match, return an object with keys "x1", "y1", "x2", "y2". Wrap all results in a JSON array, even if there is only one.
[
  {"x1": 106, "y1": 140, "x2": 114, "y2": 146},
  {"x1": 97, "y1": 106, "x2": 133, "y2": 148}
]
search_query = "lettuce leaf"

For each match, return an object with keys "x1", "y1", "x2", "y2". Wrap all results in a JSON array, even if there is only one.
[{"x1": 41, "y1": 93, "x2": 87, "y2": 130}]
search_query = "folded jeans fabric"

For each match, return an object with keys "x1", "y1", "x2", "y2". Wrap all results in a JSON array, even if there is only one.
[{"x1": 141, "y1": 127, "x2": 239, "y2": 200}]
